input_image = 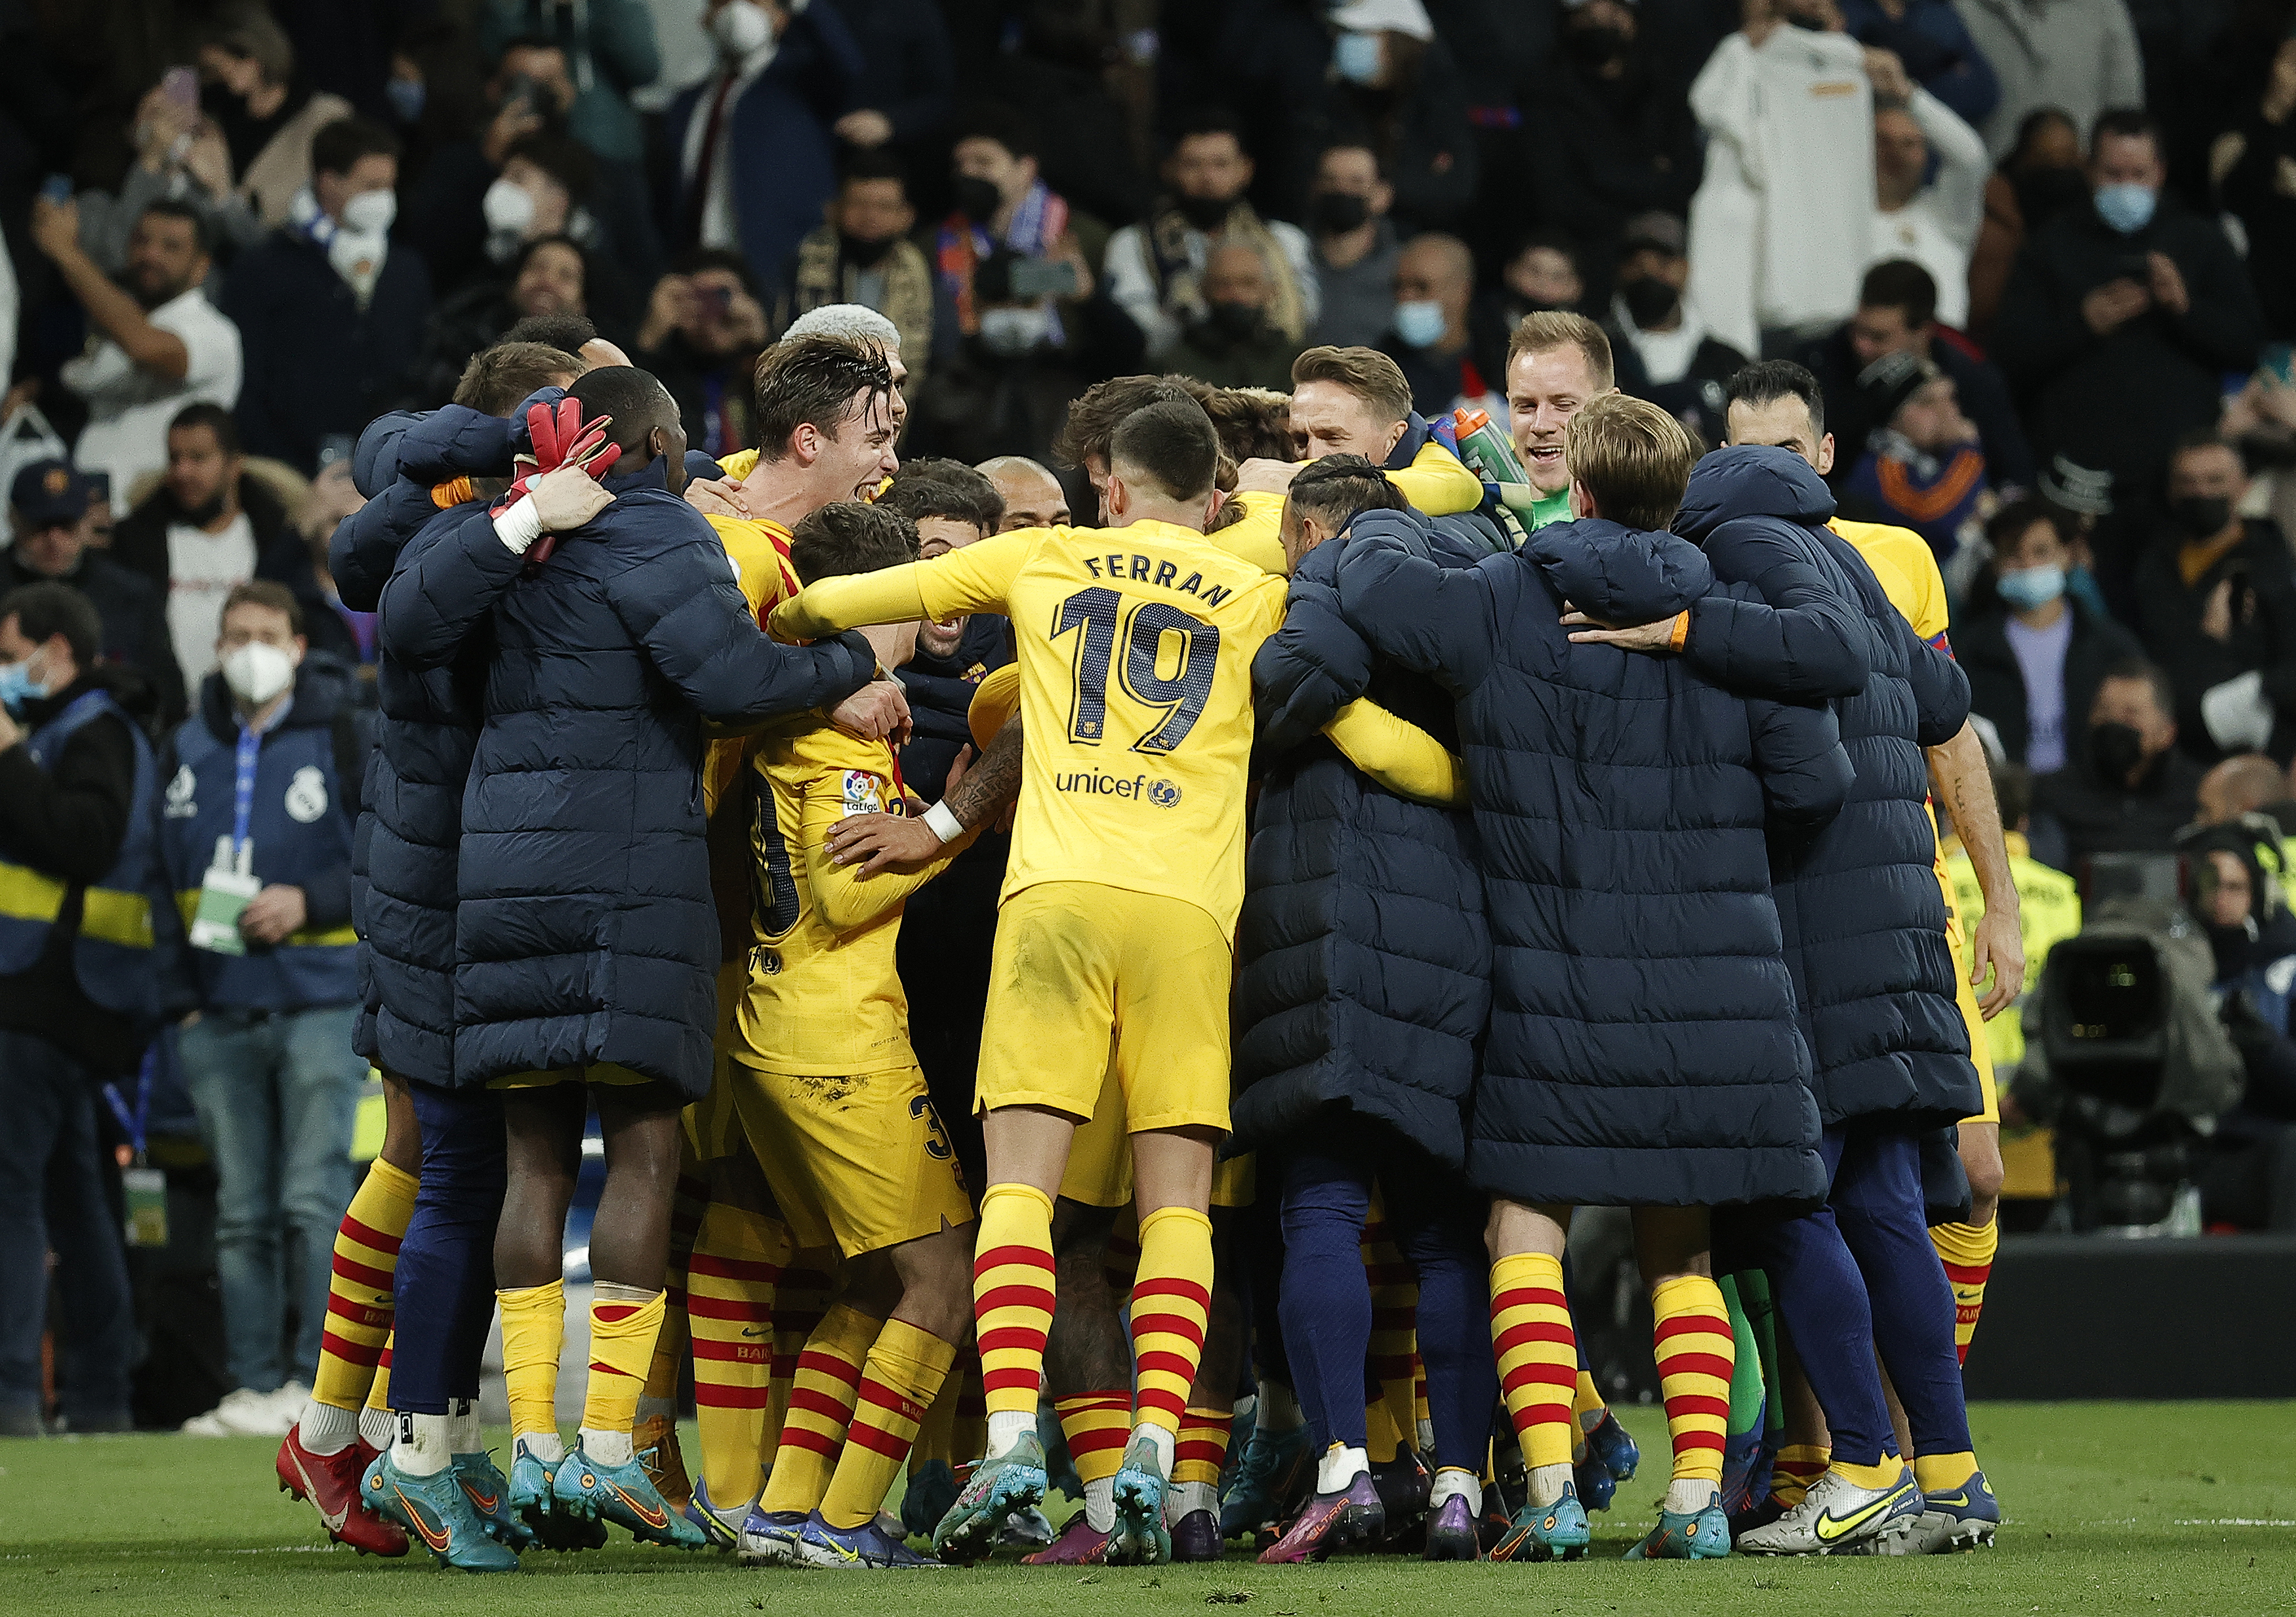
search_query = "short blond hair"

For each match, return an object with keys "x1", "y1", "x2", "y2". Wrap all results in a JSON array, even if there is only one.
[
  {"x1": 1563, "y1": 394, "x2": 1696, "y2": 531},
  {"x1": 1507, "y1": 310, "x2": 1614, "y2": 391},
  {"x1": 1290, "y1": 345, "x2": 1413, "y2": 424}
]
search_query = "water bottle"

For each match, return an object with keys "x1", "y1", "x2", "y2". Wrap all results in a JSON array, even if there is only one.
[{"x1": 1452, "y1": 407, "x2": 1543, "y2": 515}]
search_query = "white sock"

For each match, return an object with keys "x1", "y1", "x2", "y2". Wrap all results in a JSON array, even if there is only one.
[
  {"x1": 987, "y1": 1408, "x2": 1036, "y2": 1456},
  {"x1": 637, "y1": 1393, "x2": 676, "y2": 1426},
  {"x1": 1665, "y1": 1477, "x2": 1717, "y2": 1515},
  {"x1": 1430, "y1": 1466, "x2": 1481, "y2": 1513},
  {"x1": 1166, "y1": 1479, "x2": 1220, "y2": 1524},
  {"x1": 448, "y1": 1397, "x2": 482, "y2": 1457},
  {"x1": 581, "y1": 1425, "x2": 634, "y2": 1467},
  {"x1": 358, "y1": 1403, "x2": 395, "y2": 1453},
  {"x1": 1315, "y1": 1443, "x2": 1368, "y2": 1494},
  {"x1": 1130, "y1": 1422, "x2": 1174, "y2": 1481},
  {"x1": 515, "y1": 1429, "x2": 567, "y2": 1466},
  {"x1": 1084, "y1": 1475, "x2": 1115, "y2": 1532},
  {"x1": 392, "y1": 1411, "x2": 453, "y2": 1479},
  {"x1": 1256, "y1": 1381, "x2": 1303, "y2": 1433},
  {"x1": 1528, "y1": 1461, "x2": 1572, "y2": 1508},
  {"x1": 298, "y1": 1398, "x2": 360, "y2": 1456},
  {"x1": 1416, "y1": 1418, "x2": 1436, "y2": 1455}
]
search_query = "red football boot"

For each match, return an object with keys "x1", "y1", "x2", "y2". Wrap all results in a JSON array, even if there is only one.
[{"x1": 278, "y1": 1423, "x2": 410, "y2": 1556}]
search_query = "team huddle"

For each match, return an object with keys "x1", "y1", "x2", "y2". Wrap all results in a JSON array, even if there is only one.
[{"x1": 267, "y1": 304, "x2": 2013, "y2": 1573}]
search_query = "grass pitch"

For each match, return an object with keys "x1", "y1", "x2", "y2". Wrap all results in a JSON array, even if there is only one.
[{"x1": 3, "y1": 1402, "x2": 2291, "y2": 1617}]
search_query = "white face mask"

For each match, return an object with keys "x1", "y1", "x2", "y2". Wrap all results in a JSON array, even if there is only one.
[
  {"x1": 222, "y1": 642, "x2": 297, "y2": 708},
  {"x1": 340, "y1": 188, "x2": 397, "y2": 237},
  {"x1": 711, "y1": 0, "x2": 773, "y2": 57},
  {"x1": 483, "y1": 176, "x2": 537, "y2": 237}
]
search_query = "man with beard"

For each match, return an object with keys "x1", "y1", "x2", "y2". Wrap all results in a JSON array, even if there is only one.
[
  {"x1": 28, "y1": 198, "x2": 243, "y2": 514},
  {"x1": 780, "y1": 152, "x2": 937, "y2": 388}
]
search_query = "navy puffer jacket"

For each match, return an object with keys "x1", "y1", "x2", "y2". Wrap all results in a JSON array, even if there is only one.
[
  {"x1": 379, "y1": 459, "x2": 876, "y2": 1095},
  {"x1": 333, "y1": 402, "x2": 528, "y2": 1084},
  {"x1": 1229, "y1": 508, "x2": 1491, "y2": 1168},
  {"x1": 1335, "y1": 512, "x2": 1849, "y2": 1208},
  {"x1": 1675, "y1": 448, "x2": 1981, "y2": 1129}
]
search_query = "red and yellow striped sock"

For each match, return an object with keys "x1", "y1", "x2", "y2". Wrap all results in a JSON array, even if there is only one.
[
  {"x1": 1173, "y1": 1405, "x2": 1233, "y2": 1489},
  {"x1": 766, "y1": 1253, "x2": 834, "y2": 1473},
  {"x1": 1771, "y1": 1443, "x2": 1830, "y2": 1508},
  {"x1": 1361, "y1": 1214, "x2": 1422, "y2": 1447},
  {"x1": 909, "y1": 1357, "x2": 961, "y2": 1475},
  {"x1": 312, "y1": 1158, "x2": 415, "y2": 1412},
  {"x1": 499, "y1": 1279, "x2": 567, "y2": 1444},
  {"x1": 1490, "y1": 1252, "x2": 1576, "y2": 1471},
  {"x1": 975, "y1": 1183, "x2": 1057, "y2": 1430},
  {"x1": 1056, "y1": 1389, "x2": 1134, "y2": 1486},
  {"x1": 819, "y1": 1319, "x2": 960, "y2": 1529},
  {"x1": 688, "y1": 1204, "x2": 790, "y2": 1507},
  {"x1": 758, "y1": 1301, "x2": 878, "y2": 1514},
  {"x1": 1650, "y1": 1274, "x2": 1733, "y2": 1491},
  {"x1": 581, "y1": 1286, "x2": 666, "y2": 1447},
  {"x1": 1931, "y1": 1217, "x2": 1998, "y2": 1366},
  {"x1": 1129, "y1": 1206, "x2": 1214, "y2": 1442}
]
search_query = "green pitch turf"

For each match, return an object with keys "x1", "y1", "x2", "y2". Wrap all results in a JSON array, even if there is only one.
[{"x1": 3, "y1": 1403, "x2": 2291, "y2": 1617}]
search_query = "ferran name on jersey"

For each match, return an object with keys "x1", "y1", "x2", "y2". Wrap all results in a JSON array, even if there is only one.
[{"x1": 1080, "y1": 550, "x2": 1235, "y2": 606}]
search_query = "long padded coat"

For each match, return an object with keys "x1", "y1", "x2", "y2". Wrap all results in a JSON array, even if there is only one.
[
  {"x1": 1674, "y1": 447, "x2": 1982, "y2": 1130},
  {"x1": 334, "y1": 401, "x2": 529, "y2": 1086},
  {"x1": 377, "y1": 460, "x2": 876, "y2": 1096},
  {"x1": 1229, "y1": 508, "x2": 1492, "y2": 1168},
  {"x1": 1334, "y1": 511, "x2": 1849, "y2": 1208}
]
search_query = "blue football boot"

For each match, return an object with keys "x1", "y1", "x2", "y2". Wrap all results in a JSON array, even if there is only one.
[
  {"x1": 361, "y1": 1449, "x2": 521, "y2": 1572},
  {"x1": 551, "y1": 1443, "x2": 708, "y2": 1547},
  {"x1": 932, "y1": 1429, "x2": 1046, "y2": 1564},
  {"x1": 1488, "y1": 1481, "x2": 1592, "y2": 1563},
  {"x1": 796, "y1": 1510, "x2": 947, "y2": 1568},
  {"x1": 508, "y1": 1441, "x2": 604, "y2": 1550},
  {"x1": 1874, "y1": 1469, "x2": 1999, "y2": 1555},
  {"x1": 1219, "y1": 1422, "x2": 1311, "y2": 1540},
  {"x1": 453, "y1": 1449, "x2": 535, "y2": 1549},
  {"x1": 684, "y1": 1473, "x2": 752, "y2": 1551},
  {"x1": 736, "y1": 1507, "x2": 807, "y2": 1567},
  {"x1": 1625, "y1": 1488, "x2": 1732, "y2": 1559},
  {"x1": 1719, "y1": 1418, "x2": 1775, "y2": 1519},
  {"x1": 1108, "y1": 1432, "x2": 1172, "y2": 1565}
]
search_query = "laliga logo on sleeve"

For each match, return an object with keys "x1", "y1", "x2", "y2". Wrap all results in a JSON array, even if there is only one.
[
  {"x1": 1147, "y1": 779, "x2": 1182, "y2": 808},
  {"x1": 285, "y1": 765, "x2": 329, "y2": 823}
]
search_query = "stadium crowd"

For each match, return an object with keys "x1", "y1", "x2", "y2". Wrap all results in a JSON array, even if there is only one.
[{"x1": 5, "y1": 0, "x2": 2296, "y2": 1578}]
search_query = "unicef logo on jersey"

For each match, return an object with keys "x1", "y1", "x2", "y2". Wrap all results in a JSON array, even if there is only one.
[
  {"x1": 284, "y1": 765, "x2": 329, "y2": 824},
  {"x1": 1147, "y1": 779, "x2": 1181, "y2": 809},
  {"x1": 163, "y1": 764, "x2": 198, "y2": 819}
]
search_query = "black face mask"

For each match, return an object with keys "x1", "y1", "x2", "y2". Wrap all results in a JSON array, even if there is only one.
[
  {"x1": 1310, "y1": 192, "x2": 1369, "y2": 235},
  {"x1": 1562, "y1": 21, "x2": 1630, "y2": 65},
  {"x1": 1619, "y1": 276, "x2": 1678, "y2": 327},
  {"x1": 2011, "y1": 165, "x2": 2088, "y2": 229},
  {"x1": 2090, "y1": 720, "x2": 2148, "y2": 787},
  {"x1": 840, "y1": 232, "x2": 897, "y2": 269},
  {"x1": 1177, "y1": 194, "x2": 1233, "y2": 232},
  {"x1": 2169, "y1": 495, "x2": 2233, "y2": 539},
  {"x1": 953, "y1": 176, "x2": 1004, "y2": 223},
  {"x1": 1206, "y1": 300, "x2": 1262, "y2": 340}
]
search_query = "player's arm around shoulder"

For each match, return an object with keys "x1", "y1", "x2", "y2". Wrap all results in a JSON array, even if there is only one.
[{"x1": 793, "y1": 731, "x2": 979, "y2": 933}]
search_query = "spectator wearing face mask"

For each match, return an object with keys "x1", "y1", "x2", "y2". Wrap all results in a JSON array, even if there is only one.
[
  {"x1": 2030, "y1": 659, "x2": 2202, "y2": 869},
  {"x1": 1307, "y1": 143, "x2": 1401, "y2": 349},
  {"x1": 1839, "y1": 350, "x2": 1991, "y2": 573},
  {"x1": 1958, "y1": 499, "x2": 2140, "y2": 773},
  {"x1": 1994, "y1": 110, "x2": 2262, "y2": 508},
  {"x1": 1867, "y1": 79, "x2": 1988, "y2": 330},
  {"x1": 932, "y1": 107, "x2": 1103, "y2": 369},
  {"x1": 1166, "y1": 245, "x2": 1304, "y2": 392},
  {"x1": 222, "y1": 118, "x2": 433, "y2": 474},
  {"x1": 1967, "y1": 107, "x2": 2085, "y2": 341},
  {"x1": 783, "y1": 152, "x2": 936, "y2": 390},
  {"x1": 1308, "y1": 0, "x2": 1479, "y2": 231},
  {"x1": 1953, "y1": 0, "x2": 2144, "y2": 162},
  {"x1": 1377, "y1": 232, "x2": 1501, "y2": 420},
  {"x1": 637, "y1": 249, "x2": 771, "y2": 458},
  {"x1": 2129, "y1": 432, "x2": 2296, "y2": 766},
  {"x1": 1103, "y1": 108, "x2": 1320, "y2": 362},
  {"x1": 4, "y1": 461, "x2": 184, "y2": 727},
  {"x1": 1605, "y1": 211, "x2": 1748, "y2": 445},
  {"x1": 1525, "y1": 0, "x2": 1703, "y2": 272}
]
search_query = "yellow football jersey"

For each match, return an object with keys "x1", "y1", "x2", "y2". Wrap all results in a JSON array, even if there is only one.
[
  {"x1": 732, "y1": 722, "x2": 974, "y2": 1077},
  {"x1": 1831, "y1": 516, "x2": 1950, "y2": 650},
  {"x1": 772, "y1": 519, "x2": 1290, "y2": 933}
]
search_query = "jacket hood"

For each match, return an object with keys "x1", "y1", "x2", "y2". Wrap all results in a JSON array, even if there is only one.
[
  {"x1": 1675, "y1": 446, "x2": 1837, "y2": 542},
  {"x1": 1528, "y1": 517, "x2": 1712, "y2": 624},
  {"x1": 1330, "y1": 504, "x2": 1439, "y2": 566}
]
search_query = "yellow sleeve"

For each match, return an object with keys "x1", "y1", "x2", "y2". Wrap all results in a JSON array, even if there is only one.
[
  {"x1": 771, "y1": 529, "x2": 1033, "y2": 642},
  {"x1": 794, "y1": 764, "x2": 980, "y2": 933},
  {"x1": 705, "y1": 516, "x2": 792, "y2": 620},
  {"x1": 1214, "y1": 490, "x2": 1288, "y2": 575},
  {"x1": 968, "y1": 662, "x2": 1023, "y2": 752},
  {"x1": 1387, "y1": 440, "x2": 1484, "y2": 518},
  {"x1": 716, "y1": 448, "x2": 760, "y2": 483},
  {"x1": 1320, "y1": 698, "x2": 1467, "y2": 806}
]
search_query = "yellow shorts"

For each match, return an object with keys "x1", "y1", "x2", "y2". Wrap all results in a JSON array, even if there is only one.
[
  {"x1": 1060, "y1": 1071, "x2": 1256, "y2": 1208},
  {"x1": 727, "y1": 1062, "x2": 973, "y2": 1258},
  {"x1": 1944, "y1": 910, "x2": 2001, "y2": 1126},
  {"x1": 682, "y1": 963, "x2": 751, "y2": 1160},
  {"x1": 978, "y1": 882, "x2": 1233, "y2": 1135},
  {"x1": 490, "y1": 1062, "x2": 651, "y2": 1090}
]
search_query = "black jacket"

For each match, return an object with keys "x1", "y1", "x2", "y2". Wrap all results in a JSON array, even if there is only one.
[
  {"x1": 1957, "y1": 594, "x2": 2142, "y2": 768},
  {"x1": 2128, "y1": 518, "x2": 2296, "y2": 764},
  {"x1": 1610, "y1": 324, "x2": 1750, "y2": 449},
  {"x1": 2031, "y1": 746, "x2": 2205, "y2": 872},
  {"x1": 1801, "y1": 325, "x2": 2035, "y2": 489},
  {"x1": 1229, "y1": 510, "x2": 1492, "y2": 1170},
  {"x1": 1993, "y1": 199, "x2": 2263, "y2": 479},
  {"x1": 0, "y1": 546, "x2": 184, "y2": 729},
  {"x1": 1677, "y1": 447, "x2": 1980, "y2": 1131}
]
